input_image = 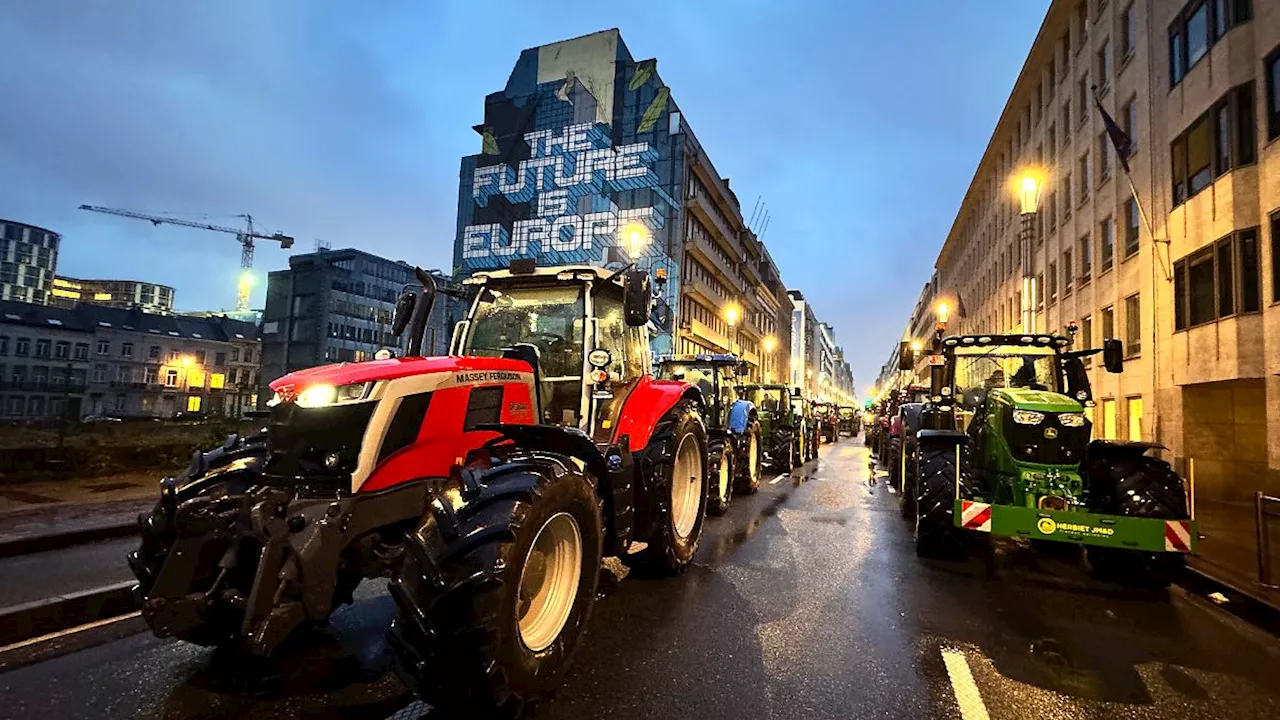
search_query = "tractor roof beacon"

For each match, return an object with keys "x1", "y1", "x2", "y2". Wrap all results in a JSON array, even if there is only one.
[
  {"x1": 905, "y1": 324, "x2": 1196, "y2": 586},
  {"x1": 130, "y1": 262, "x2": 711, "y2": 715}
]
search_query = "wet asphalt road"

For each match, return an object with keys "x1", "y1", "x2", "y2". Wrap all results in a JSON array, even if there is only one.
[
  {"x1": 2, "y1": 438, "x2": 1279, "y2": 719},
  {"x1": 0, "y1": 537, "x2": 135, "y2": 608}
]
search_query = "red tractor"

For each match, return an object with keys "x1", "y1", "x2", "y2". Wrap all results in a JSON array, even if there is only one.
[{"x1": 129, "y1": 263, "x2": 710, "y2": 715}]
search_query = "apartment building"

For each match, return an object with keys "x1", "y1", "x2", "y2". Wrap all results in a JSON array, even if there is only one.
[
  {"x1": 0, "y1": 219, "x2": 59, "y2": 305},
  {"x1": 50, "y1": 276, "x2": 175, "y2": 314},
  {"x1": 450, "y1": 29, "x2": 791, "y2": 384},
  {"x1": 917, "y1": 0, "x2": 1278, "y2": 498}
]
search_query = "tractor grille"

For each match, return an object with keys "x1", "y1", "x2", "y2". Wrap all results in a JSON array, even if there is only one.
[
  {"x1": 1002, "y1": 408, "x2": 1089, "y2": 466},
  {"x1": 265, "y1": 401, "x2": 377, "y2": 491}
]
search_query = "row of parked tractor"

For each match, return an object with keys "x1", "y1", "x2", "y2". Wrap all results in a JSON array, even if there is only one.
[
  {"x1": 863, "y1": 318, "x2": 1198, "y2": 586},
  {"x1": 124, "y1": 261, "x2": 857, "y2": 718}
]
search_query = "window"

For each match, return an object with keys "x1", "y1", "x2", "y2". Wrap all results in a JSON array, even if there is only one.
[
  {"x1": 0, "y1": 336, "x2": 7, "y2": 355},
  {"x1": 1062, "y1": 99, "x2": 1072, "y2": 138},
  {"x1": 1082, "y1": 314, "x2": 1094, "y2": 352},
  {"x1": 1048, "y1": 124, "x2": 1057, "y2": 162},
  {"x1": 1268, "y1": 48, "x2": 1280, "y2": 141},
  {"x1": 231, "y1": 347, "x2": 240, "y2": 362},
  {"x1": 149, "y1": 345, "x2": 161, "y2": 359},
  {"x1": 1098, "y1": 133, "x2": 1111, "y2": 181},
  {"x1": 97, "y1": 339, "x2": 109, "y2": 355},
  {"x1": 1170, "y1": 28, "x2": 1186, "y2": 85},
  {"x1": 54, "y1": 341, "x2": 70, "y2": 359},
  {"x1": 92, "y1": 364, "x2": 106, "y2": 383},
  {"x1": 116, "y1": 365, "x2": 131, "y2": 383},
  {"x1": 1171, "y1": 84, "x2": 1255, "y2": 206},
  {"x1": 1123, "y1": 199, "x2": 1140, "y2": 257},
  {"x1": 15, "y1": 337, "x2": 29, "y2": 356},
  {"x1": 1076, "y1": 2, "x2": 1088, "y2": 46},
  {"x1": 1272, "y1": 211, "x2": 1280, "y2": 303},
  {"x1": 1096, "y1": 38, "x2": 1111, "y2": 87},
  {"x1": 1062, "y1": 171, "x2": 1073, "y2": 218},
  {"x1": 35, "y1": 339, "x2": 50, "y2": 358},
  {"x1": 1123, "y1": 97, "x2": 1138, "y2": 145},
  {"x1": 189, "y1": 370, "x2": 205, "y2": 388},
  {"x1": 1080, "y1": 234, "x2": 1093, "y2": 282},
  {"x1": 121, "y1": 342, "x2": 133, "y2": 358},
  {"x1": 74, "y1": 342, "x2": 89, "y2": 360},
  {"x1": 1125, "y1": 293, "x2": 1141, "y2": 354},
  {"x1": 1121, "y1": 3, "x2": 1136, "y2": 56},
  {"x1": 1186, "y1": 3, "x2": 1210, "y2": 68},
  {"x1": 210, "y1": 373, "x2": 225, "y2": 389},
  {"x1": 1064, "y1": 249, "x2": 1074, "y2": 294},
  {"x1": 1100, "y1": 216, "x2": 1114, "y2": 271},
  {"x1": 215, "y1": 352, "x2": 226, "y2": 367},
  {"x1": 1077, "y1": 155, "x2": 1090, "y2": 201},
  {"x1": 1101, "y1": 399, "x2": 1117, "y2": 439},
  {"x1": 1127, "y1": 397, "x2": 1143, "y2": 442},
  {"x1": 187, "y1": 395, "x2": 202, "y2": 413},
  {"x1": 164, "y1": 369, "x2": 178, "y2": 387},
  {"x1": 144, "y1": 366, "x2": 157, "y2": 384},
  {"x1": 1076, "y1": 76, "x2": 1089, "y2": 124},
  {"x1": 1036, "y1": 273, "x2": 1045, "y2": 310},
  {"x1": 1101, "y1": 305, "x2": 1115, "y2": 340},
  {"x1": 1171, "y1": 0, "x2": 1251, "y2": 87},
  {"x1": 1048, "y1": 262, "x2": 1058, "y2": 304},
  {"x1": 1173, "y1": 228, "x2": 1261, "y2": 330}
]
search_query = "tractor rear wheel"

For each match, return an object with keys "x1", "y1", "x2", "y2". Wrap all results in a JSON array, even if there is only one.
[
  {"x1": 914, "y1": 442, "x2": 966, "y2": 559},
  {"x1": 1086, "y1": 455, "x2": 1188, "y2": 587},
  {"x1": 888, "y1": 437, "x2": 903, "y2": 491},
  {"x1": 898, "y1": 442, "x2": 917, "y2": 522},
  {"x1": 736, "y1": 424, "x2": 761, "y2": 495},
  {"x1": 707, "y1": 439, "x2": 733, "y2": 517},
  {"x1": 635, "y1": 399, "x2": 709, "y2": 574},
  {"x1": 388, "y1": 457, "x2": 603, "y2": 718}
]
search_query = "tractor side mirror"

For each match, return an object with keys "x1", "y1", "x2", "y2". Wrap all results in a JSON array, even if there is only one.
[
  {"x1": 897, "y1": 341, "x2": 914, "y2": 371},
  {"x1": 623, "y1": 270, "x2": 651, "y2": 327},
  {"x1": 391, "y1": 291, "x2": 416, "y2": 336},
  {"x1": 1102, "y1": 338, "x2": 1124, "y2": 373},
  {"x1": 1063, "y1": 355, "x2": 1092, "y2": 403}
]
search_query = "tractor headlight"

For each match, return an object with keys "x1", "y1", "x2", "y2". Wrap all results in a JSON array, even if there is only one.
[
  {"x1": 295, "y1": 382, "x2": 374, "y2": 408},
  {"x1": 1012, "y1": 410, "x2": 1045, "y2": 425},
  {"x1": 1058, "y1": 413, "x2": 1086, "y2": 427}
]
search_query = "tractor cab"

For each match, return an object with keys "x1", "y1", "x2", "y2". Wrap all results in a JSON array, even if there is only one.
[
  {"x1": 454, "y1": 264, "x2": 652, "y2": 444},
  {"x1": 654, "y1": 354, "x2": 745, "y2": 429},
  {"x1": 740, "y1": 384, "x2": 790, "y2": 418}
]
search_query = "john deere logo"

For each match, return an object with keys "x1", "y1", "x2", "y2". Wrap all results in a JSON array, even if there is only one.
[
  {"x1": 1037, "y1": 518, "x2": 1057, "y2": 534},
  {"x1": 1044, "y1": 427, "x2": 1059, "y2": 439}
]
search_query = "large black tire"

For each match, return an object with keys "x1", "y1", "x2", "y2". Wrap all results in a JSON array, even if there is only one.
[
  {"x1": 773, "y1": 427, "x2": 796, "y2": 472},
  {"x1": 735, "y1": 423, "x2": 761, "y2": 495},
  {"x1": 914, "y1": 442, "x2": 967, "y2": 559},
  {"x1": 1086, "y1": 454, "x2": 1189, "y2": 587},
  {"x1": 388, "y1": 457, "x2": 603, "y2": 718},
  {"x1": 887, "y1": 437, "x2": 902, "y2": 492},
  {"x1": 129, "y1": 433, "x2": 266, "y2": 647},
  {"x1": 707, "y1": 438, "x2": 733, "y2": 517},
  {"x1": 898, "y1": 442, "x2": 917, "y2": 522},
  {"x1": 634, "y1": 399, "x2": 709, "y2": 574}
]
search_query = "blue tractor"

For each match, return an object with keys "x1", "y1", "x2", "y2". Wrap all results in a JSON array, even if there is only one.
[{"x1": 655, "y1": 354, "x2": 762, "y2": 515}]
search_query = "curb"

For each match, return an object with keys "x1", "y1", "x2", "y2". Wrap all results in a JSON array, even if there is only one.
[
  {"x1": 0, "y1": 581, "x2": 140, "y2": 647},
  {"x1": 0, "y1": 522, "x2": 138, "y2": 560},
  {"x1": 1176, "y1": 565, "x2": 1280, "y2": 637}
]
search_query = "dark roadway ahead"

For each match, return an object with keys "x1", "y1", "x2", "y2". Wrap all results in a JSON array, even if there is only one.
[{"x1": 2, "y1": 439, "x2": 1279, "y2": 719}]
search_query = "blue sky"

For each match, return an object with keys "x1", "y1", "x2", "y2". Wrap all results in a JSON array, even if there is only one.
[{"x1": 0, "y1": 0, "x2": 1049, "y2": 393}]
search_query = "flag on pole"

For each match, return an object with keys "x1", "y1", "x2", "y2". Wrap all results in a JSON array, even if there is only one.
[{"x1": 1093, "y1": 90, "x2": 1133, "y2": 174}]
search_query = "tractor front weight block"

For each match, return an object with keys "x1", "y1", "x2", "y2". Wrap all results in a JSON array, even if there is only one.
[{"x1": 953, "y1": 500, "x2": 1198, "y2": 554}]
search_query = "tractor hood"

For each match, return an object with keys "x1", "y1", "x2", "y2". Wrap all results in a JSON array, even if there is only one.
[
  {"x1": 990, "y1": 388, "x2": 1083, "y2": 413},
  {"x1": 270, "y1": 355, "x2": 535, "y2": 394}
]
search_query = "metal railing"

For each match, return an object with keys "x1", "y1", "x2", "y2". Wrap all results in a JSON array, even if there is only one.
[{"x1": 1256, "y1": 492, "x2": 1280, "y2": 590}]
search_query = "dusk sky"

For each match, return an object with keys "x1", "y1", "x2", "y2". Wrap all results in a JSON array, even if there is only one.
[{"x1": 0, "y1": 0, "x2": 1050, "y2": 395}]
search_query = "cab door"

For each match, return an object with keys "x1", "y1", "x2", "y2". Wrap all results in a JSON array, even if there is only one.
[{"x1": 588, "y1": 289, "x2": 644, "y2": 444}]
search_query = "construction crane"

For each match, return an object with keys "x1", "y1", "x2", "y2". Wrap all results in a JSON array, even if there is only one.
[{"x1": 78, "y1": 204, "x2": 295, "y2": 312}]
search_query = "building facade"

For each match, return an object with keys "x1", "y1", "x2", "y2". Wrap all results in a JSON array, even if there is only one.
[
  {"x1": 910, "y1": 0, "x2": 1279, "y2": 498},
  {"x1": 451, "y1": 29, "x2": 790, "y2": 382},
  {"x1": 0, "y1": 219, "x2": 59, "y2": 306},
  {"x1": 787, "y1": 290, "x2": 855, "y2": 402},
  {"x1": 0, "y1": 300, "x2": 259, "y2": 420},
  {"x1": 50, "y1": 276, "x2": 175, "y2": 314},
  {"x1": 261, "y1": 248, "x2": 449, "y2": 398}
]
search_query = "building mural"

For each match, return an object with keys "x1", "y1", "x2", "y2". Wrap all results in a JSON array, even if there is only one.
[{"x1": 453, "y1": 30, "x2": 686, "y2": 352}]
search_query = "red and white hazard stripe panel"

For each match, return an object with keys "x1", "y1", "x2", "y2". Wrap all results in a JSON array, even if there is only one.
[
  {"x1": 959, "y1": 501, "x2": 992, "y2": 532},
  {"x1": 1164, "y1": 520, "x2": 1193, "y2": 553}
]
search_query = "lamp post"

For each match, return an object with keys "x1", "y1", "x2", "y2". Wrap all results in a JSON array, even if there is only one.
[
  {"x1": 1017, "y1": 173, "x2": 1044, "y2": 333},
  {"x1": 724, "y1": 304, "x2": 740, "y2": 356}
]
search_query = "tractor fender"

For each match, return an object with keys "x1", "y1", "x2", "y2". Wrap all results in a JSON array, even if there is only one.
[
  {"x1": 916, "y1": 428, "x2": 968, "y2": 445},
  {"x1": 727, "y1": 400, "x2": 755, "y2": 435},
  {"x1": 612, "y1": 376, "x2": 703, "y2": 453},
  {"x1": 475, "y1": 423, "x2": 611, "y2": 480}
]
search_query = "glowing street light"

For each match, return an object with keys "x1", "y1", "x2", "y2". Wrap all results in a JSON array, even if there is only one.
[
  {"x1": 619, "y1": 222, "x2": 651, "y2": 259},
  {"x1": 911, "y1": 340, "x2": 923, "y2": 354},
  {"x1": 936, "y1": 301, "x2": 951, "y2": 326},
  {"x1": 180, "y1": 355, "x2": 195, "y2": 367},
  {"x1": 1017, "y1": 172, "x2": 1044, "y2": 215},
  {"x1": 763, "y1": 336, "x2": 777, "y2": 353},
  {"x1": 724, "y1": 304, "x2": 740, "y2": 327}
]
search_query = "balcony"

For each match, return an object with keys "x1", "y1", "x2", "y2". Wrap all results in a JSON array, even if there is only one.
[
  {"x1": 687, "y1": 184, "x2": 742, "y2": 264},
  {"x1": 0, "y1": 380, "x2": 88, "y2": 393},
  {"x1": 685, "y1": 230, "x2": 738, "y2": 289}
]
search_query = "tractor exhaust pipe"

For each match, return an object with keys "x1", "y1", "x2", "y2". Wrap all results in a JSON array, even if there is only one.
[{"x1": 393, "y1": 268, "x2": 438, "y2": 357}]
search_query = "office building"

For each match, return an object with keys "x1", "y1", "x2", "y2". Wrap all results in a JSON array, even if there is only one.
[
  {"x1": 0, "y1": 219, "x2": 59, "y2": 306},
  {"x1": 450, "y1": 29, "x2": 791, "y2": 383},
  {"x1": 905, "y1": 0, "x2": 1279, "y2": 497},
  {"x1": 50, "y1": 276, "x2": 175, "y2": 314}
]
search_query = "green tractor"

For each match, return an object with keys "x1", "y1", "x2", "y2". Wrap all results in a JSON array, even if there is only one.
[
  {"x1": 837, "y1": 406, "x2": 859, "y2": 437},
  {"x1": 792, "y1": 392, "x2": 820, "y2": 463},
  {"x1": 812, "y1": 401, "x2": 839, "y2": 444},
  {"x1": 739, "y1": 383, "x2": 806, "y2": 471},
  {"x1": 906, "y1": 326, "x2": 1196, "y2": 585}
]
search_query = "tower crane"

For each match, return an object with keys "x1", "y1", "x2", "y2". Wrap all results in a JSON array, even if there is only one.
[{"x1": 78, "y1": 205, "x2": 295, "y2": 312}]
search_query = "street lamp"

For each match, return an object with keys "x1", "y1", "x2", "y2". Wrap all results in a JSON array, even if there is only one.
[
  {"x1": 936, "y1": 301, "x2": 950, "y2": 326},
  {"x1": 724, "y1": 304, "x2": 740, "y2": 355},
  {"x1": 762, "y1": 335, "x2": 777, "y2": 382},
  {"x1": 911, "y1": 340, "x2": 923, "y2": 354},
  {"x1": 1016, "y1": 171, "x2": 1045, "y2": 332},
  {"x1": 619, "y1": 222, "x2": 651, "y2": 260}
]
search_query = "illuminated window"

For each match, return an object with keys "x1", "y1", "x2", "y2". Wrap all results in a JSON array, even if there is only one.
[
  {"x1": 1127, "y1": 396, "x2": 1143, "y2": 441},
  {"x1": 1101, "y1": 398, "x2": 1117, "y2": 439},
  {"x1": 188, "y1": 370, "x2": 205, "y2": 388},
  {"x1": 187, "y1": 395, "x2": 201, "y2": 412},
  {"x1": 210, "y1": 373, "x2": 225, "y2": 389}
]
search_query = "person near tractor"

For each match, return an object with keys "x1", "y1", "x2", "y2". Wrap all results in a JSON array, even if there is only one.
[{"x1": 1010, "y1": 357, "x2": 1047, "y2": 390}]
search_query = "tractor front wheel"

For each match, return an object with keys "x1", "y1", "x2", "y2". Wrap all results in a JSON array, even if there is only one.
[
  {"x1": 1086, "y1": 454, "x2": 1189, "y2": 587},
  {"x1": 635, "y1": 400, "x2": 709, "y2": 573},
  {"x1": 388, "y1": 457, "x2": 603, "y2": 718},
  {"x1": 914, "y1": 442, "x2": 965, "y2": 559},
  {"x1": 736, "y1": 424, "x2": 761, "y2": 495},
  {"x1": 707, "y1": 440, "x2": 734, "y2": 517}
]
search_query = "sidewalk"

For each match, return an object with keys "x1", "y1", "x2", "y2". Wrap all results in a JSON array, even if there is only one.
[
  {"x1": 0, "y1": 473, "x2": 158, "y2": 544},
  {"x1": 1189, "y1": 498, "x2": 1280, "y2": 610}
]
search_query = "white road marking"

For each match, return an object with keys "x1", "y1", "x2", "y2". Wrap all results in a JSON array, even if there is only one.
[
  {"x1": 0, "y1": 611, "x2": 142, "y2": 653},
  {"x1": 769, "y1": 473, "x2": 788, "y2": 485},
  {"x1": 941, "y1": 647, "x2": 991, "y2": 720}
]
